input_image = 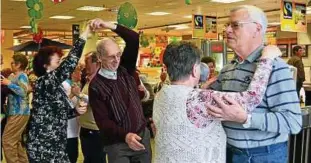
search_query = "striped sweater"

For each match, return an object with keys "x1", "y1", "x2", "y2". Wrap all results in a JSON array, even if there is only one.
[
  {"x1": 88, "y1": 25, "x2": 146, "y2": 145},
  {"x1": 210, "y1": 45, "x2": 302, "y2": 148}
]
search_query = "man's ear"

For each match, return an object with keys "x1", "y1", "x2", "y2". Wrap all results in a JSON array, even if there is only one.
[
  {"x1": 254, "y1": 23, "x2": 262, "y2": 38},
  {"x1": 191, "y1": 64, "x2": 198, "y2": 78}
]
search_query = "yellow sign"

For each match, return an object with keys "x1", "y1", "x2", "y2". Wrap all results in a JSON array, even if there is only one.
[
  {"x1": 192, "y1": 15, "x2": 205, "y2": 38},
  {"x1": 281, "y1": 0, "x2": 307, "y2": 33},
  {"x1": 204, "y1": 16, "x2": 218, "y2": 39}
]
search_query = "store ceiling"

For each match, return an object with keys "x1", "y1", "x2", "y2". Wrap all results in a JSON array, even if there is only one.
[{"x1": 2, "y1": 0, "x2": 311, "y2": 36}]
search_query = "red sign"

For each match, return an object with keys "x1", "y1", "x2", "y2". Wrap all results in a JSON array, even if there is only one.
[{"x1": 211, "y1": 44, "x2": 224, "y2": 53}]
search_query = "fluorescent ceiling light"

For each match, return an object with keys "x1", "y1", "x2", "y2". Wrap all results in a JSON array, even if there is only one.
[
  {"x1": 76, "y1": 6, "x2": 107, "y2": 11},
  {"x1": 268, "y1": 22, "x2": 281, "y2": 26},
  {"x1": 20, "y1": 26, "x2": 31, "y2": 29},
  {"x1": 169, "y1": 24, "x2": 189, "y2": 30},
  {"x1": 211, "y1": 0, "x2": 244, "y2": 3},
  {"x1": 50, "y1": 16, "x2": 75, "y2": 19},
  {"x1": 146, "y1": 12, "x2": 171, "y2": 16},
  {"x1": 183, "y1": 15, "x2": 192, "y2": 19},
  {"x1": 10, "y1": 0, "x2": 26, "y2": 1},
  {"x1": 307, "y1": 7, "x2": 311, "y2": 14}
]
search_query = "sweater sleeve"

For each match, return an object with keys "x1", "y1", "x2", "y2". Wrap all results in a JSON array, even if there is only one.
[
  {"x1": 115, "y1": 25, "x2": 139, "y2": 75},
  {"x1": 186, "y1": 58, "x2": 274, "y2": 128}
]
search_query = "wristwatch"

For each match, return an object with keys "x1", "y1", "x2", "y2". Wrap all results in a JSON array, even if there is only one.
[{"x1": 242, "y1": 114, "x2": 252, "y2": 128}]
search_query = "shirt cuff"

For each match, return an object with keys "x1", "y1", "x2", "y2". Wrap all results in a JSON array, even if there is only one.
[{"x1": 250, "y1": 112, "x2": 265, "y2": 130}]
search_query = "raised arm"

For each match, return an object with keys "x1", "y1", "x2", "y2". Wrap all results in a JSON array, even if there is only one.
[{"x1": 47, "y1": 26, "x2": 91, "y2": 90}]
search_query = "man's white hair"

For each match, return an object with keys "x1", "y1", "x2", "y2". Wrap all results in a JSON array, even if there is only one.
[
  {"x1": 96, "y1": 37, "x2": 118, "y2": 56},
  {"x1": 230, "y1": 5, "x2": 268, "y2": 37}
]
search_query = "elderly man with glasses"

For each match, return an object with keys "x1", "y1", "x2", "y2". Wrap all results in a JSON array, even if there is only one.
[{"x1": 207, "y1": 5, "x2": 302, "y2": 163}]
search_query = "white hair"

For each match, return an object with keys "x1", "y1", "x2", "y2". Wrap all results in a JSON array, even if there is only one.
[
  {"x1": 96, "y1": 37, "x2": 118, "y2": 56},
  {"x1": 230, "y1": 5, "x2": 268, "y2": 37}
]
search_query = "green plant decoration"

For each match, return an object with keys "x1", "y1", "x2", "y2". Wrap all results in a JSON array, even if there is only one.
[
  {"x1": 117, "y1": 2, "x2": 138, "y2": 29},
  {"x1": 140, "y1": 34, "x2": 150, "y2": 48},
  {"x1": 26, "y1": 0, "x2": 43, "y2": 33}
]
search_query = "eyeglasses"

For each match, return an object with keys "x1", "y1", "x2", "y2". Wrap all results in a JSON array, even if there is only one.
[{"x1": 224, "y1": 21, "x2": 257, "y2": 30}]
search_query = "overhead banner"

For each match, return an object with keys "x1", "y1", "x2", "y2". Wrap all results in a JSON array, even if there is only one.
[
  {"x1": 72, "y1": 24, "x2": 80, "y2": 45},
  {"x1": 192, "y1": 15, "x2": 218, "y2": 39},
  {"x1": 192, "y1": 15, "x2": 205, "y2": 38},
  {"x1": 280, "y1": 0, "x2": 307, "y2": 32},
  {"x1": 205, "y1": 16, "x2": 218, "y2": 39}
]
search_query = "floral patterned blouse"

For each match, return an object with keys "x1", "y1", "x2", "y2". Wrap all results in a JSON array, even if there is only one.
[
  {"x1": 153, "y1": 58, "x2": 273, "y2": 163},
  {"x1": 26, "y1": 38, "x2": 85, "y2": 163},
  {"x1": 7, "y1": 72, "x2": 30, "y2": 116}
]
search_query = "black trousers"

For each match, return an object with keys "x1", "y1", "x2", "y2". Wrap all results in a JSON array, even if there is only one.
[
  {"x1": 66, "y1": 137, "x2": 78, "y2": 163},
  {"x1": 80, "y1": 127, "x2": 106, "y2": 163}
]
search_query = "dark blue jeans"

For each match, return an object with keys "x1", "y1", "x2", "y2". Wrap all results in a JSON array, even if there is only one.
[{"x1": 227, "y1": 142, "x2": 288, "y2": 163}]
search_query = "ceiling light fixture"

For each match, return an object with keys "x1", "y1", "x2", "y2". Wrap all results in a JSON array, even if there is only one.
[
  {"x1": 169, "y1": 24, "x2": 189, "y2": 30},
  {"x1": 20, "y1": 26, "x2": 31, "y2": 29},
  {"x1": 76, "y1": 6, "x2": 107, "y2": 11},
  {"x1": 183, "y1": 15, "x2": 192, "y2": 19},
  {"x1": 211, "y1": 0, "x2": 244, "y2": 3},
  {"x1": 10, "y1": 0, "x2": 26, "y2": 2},
  {"x1": 50, "y1": 16, "x2": 75, "y2": 19},
  {"x1": 146, "y1": 12, "x2": 171, "y2": 16}
]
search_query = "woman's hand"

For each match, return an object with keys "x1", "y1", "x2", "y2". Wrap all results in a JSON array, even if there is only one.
[
  {"x1": 89, "y1": 18, "x2": 117, "y2": 31},
  {"x1": 260, "y1": 45, "x2": 282, "y2": 60},
  {"x1": 80, "y1": 23, "x2": 94, "y2": 40},
  {"x1": 1, "y1": 78, "x2": 11, "y2": 85}
]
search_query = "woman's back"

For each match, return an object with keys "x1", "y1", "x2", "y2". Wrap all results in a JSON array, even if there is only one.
[{"x1": 153, "y1": 85, "x2": 226, "y2": 163}]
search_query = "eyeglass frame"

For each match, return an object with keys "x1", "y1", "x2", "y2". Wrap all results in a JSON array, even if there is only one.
[{"x1": 224, "y1": 21, "x2": 258, "y2": 30}]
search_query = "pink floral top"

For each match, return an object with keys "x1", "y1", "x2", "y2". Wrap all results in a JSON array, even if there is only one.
[{"x1": 186, "y1": 58, "x2": 273, "y2": 128}]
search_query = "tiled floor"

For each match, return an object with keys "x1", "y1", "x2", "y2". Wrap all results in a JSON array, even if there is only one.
[{"x1": 1, "y1": 139, "x2": 155, "y2": 163}]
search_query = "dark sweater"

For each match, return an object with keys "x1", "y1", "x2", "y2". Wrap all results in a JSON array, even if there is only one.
[{"x1": 89, "y1": 25, "x2": 146, "y2": 145}]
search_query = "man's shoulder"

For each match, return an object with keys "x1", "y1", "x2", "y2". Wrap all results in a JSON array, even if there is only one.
[
  {"x1": 272, "y1": 58, "x2": 290, "y2": 70},
  {"x1": 221, "y1": 63, "x2": 236, "y2": 73}
]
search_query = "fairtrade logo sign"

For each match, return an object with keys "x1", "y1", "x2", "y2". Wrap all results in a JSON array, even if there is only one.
[{"x1": 283, "y1": 1, "x2": 293, "y2": 19}]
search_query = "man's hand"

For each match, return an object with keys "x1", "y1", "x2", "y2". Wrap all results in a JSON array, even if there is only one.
[
  {"x1": 89, "y1": 18, "x2": 117, "y2": 31},
  {"x1": 125, "y1": 133, "x2": 145, "y2": 151},
  {"x1": 138, "y1": 85, "x2": 145, "y2": 92},
  {"x1": 149, "y1": 118, "x2": 157, "y2": 137},
  {"x1": 207, "y1": 95, "x2": 247, "y2": 123},
  {"x1": 76, "y1": 106, "x2": 87, "y2": 115}
]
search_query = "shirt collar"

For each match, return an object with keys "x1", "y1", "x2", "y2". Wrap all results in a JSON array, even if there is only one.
[
  {"x1": 98, "y1": 68, "x2": 117, "y2": 80},
  {"x1": 231, "y1": 45, "x2": 264, "y2": 64}
]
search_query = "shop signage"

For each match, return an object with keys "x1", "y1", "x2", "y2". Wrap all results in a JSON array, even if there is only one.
[
  {"x1": 72, "y1": 24, "x2": 80, "y2": 45},
  {"x1": 205, "y1": 16, "x2": 218, "y2": 39},
  {"x1": 192, "y1": 15, "x2": 218, "y2": 39},
  {"x1": 192, "y1": 15, "x2": 205, "y2": 38},
  {"x1": 280, "y1": 0, "x2": 307, "y2": 33}
]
